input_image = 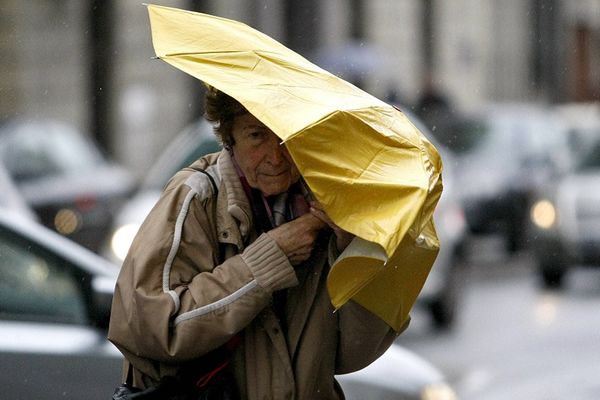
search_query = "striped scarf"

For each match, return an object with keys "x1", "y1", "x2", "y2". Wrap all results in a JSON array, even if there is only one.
[
  {"x1": 232, "y1": 157, "x2": 310, "y2": 232},
  {"x1": 232, "y1": 156, "x2": 311, "y2": 333}
]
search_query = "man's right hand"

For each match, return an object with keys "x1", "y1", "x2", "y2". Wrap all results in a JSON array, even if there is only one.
[{"x1": 267, "y1": 213, "x2": 326, "y2": 265}]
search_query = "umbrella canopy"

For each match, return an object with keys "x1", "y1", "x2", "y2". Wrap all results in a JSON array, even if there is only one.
[{"x1": 147, "y1": 4, "x2": 443, "y2": 331}]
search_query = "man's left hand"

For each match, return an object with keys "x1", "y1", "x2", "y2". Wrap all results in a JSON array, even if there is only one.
[{"x1": 309, "y1": 201, "x2": 354, "y2": 253}]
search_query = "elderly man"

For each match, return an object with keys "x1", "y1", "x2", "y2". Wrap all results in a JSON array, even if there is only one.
[{"x1": 108, "y1": 88, "x2": 402, "y2": 400}]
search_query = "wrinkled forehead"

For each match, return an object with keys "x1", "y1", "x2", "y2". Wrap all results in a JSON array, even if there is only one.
[{"x1": 233, "y1": 113, "x2": 272, "y2": 133}]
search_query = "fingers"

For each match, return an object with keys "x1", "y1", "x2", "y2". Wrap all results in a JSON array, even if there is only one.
[
  {"x1": 309, "y1": 201, "x2": 354, "y2": 253},
  {"x1": 287, "y1": 244, "x2": 314, "y2": 265},
  {"x1": 294, "y1": 212, "x2": 327, "y2": 231},
  {"x1": 309, "y1": 205, "x2": 330, "y2": 225},
  {"x1": 267, "y1": 213, "x2": 325, "y2": 265},
  {"x1": 309, "y1": 201, "x2": 336, "y2": 227}
]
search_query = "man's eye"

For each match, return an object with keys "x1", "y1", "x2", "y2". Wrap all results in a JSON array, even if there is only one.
[{"x1": 248, "y1": 130, "x2": 267, "y2": 140}]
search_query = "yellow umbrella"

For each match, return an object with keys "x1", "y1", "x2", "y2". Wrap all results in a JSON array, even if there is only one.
[{"x1": 147, "y1": 4, "x2": 443, "y2": 331}]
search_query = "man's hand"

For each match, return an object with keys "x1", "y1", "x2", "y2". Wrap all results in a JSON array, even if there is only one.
[
  {"x1": 267, "y1": 213, "x2": 326, "y2": 265},
  {"x1": 309, "y1": 202, "x2": 354, "y2": 253}
]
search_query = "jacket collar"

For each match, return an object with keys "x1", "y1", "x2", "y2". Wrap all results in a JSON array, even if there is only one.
[{"x1": 215, "y1": 150, "x2": 253, "y2": 249}]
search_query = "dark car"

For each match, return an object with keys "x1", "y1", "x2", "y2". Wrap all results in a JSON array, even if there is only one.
[
  {"x1": 453, "y1": 103, "x2": 573, "y2": 252},
  {"x1": 0, "y1": 208, "x2": 120, "y2": 399},
  {"x1": 0, "y1": 118, "x2": 136, "y2": 252}
]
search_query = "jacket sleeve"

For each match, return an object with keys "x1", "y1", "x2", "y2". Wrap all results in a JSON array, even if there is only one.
[
  {"x1": 334, "y1": 300, "x2": 408, "y2": 374},
  {"x1": 108, "y1": 169, "x2": 298, "y2": 364},
  {"x1": 329, "y1": 238, "x2": 408, "y2": 374}
]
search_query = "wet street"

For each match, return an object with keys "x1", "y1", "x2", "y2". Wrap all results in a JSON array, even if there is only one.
[{"x1": 398, "y1": 236, "x2": 600, "y2": 400}]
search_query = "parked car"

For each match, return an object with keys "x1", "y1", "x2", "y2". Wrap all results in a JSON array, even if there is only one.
[
  {"x1": 554, "y1": 102, "x2": 600, "y2": 156},
  {"x1": 0, "y1": 211, "x2": 457, "y2": 400},
  {"x1": 529, "y1": 134, "x2": 600, "y2": 288},
  {"x1": 0, "y1": 118, "x2": 136, "y2": 252},
  {"x1": 0, "y1": 208, "x2": 120, "y2": 400},
  {"x1": 338, "y1": 344, "x2": 457, "y2": 400},
  {"x1": 102, "y1": 118, "x2": 222, "y2": 263},
  {"x1": 401, "y1": 108, "x2": 468, "y2": 330},
  {"x1": 453, "y1": 103, "x2": 574, "y2": 252},
  {"x1": 0, "y1": 160, "x2": 36, "y2": 220}
]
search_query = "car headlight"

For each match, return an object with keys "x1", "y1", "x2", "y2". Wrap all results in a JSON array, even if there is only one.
[
  {"x1": 421, "y1": 382, "x2": 458, "y2": 400},
  {"x1": 530, "y1": 199, "x2": 557, "y2": 229},
  {"x1": 110, "y1": 223, "x2": 140, "y2": 262}
]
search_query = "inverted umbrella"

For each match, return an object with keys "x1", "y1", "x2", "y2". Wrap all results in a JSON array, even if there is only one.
[{"x1": 147, "y1": 4, "x2": 443, "y2": 331}]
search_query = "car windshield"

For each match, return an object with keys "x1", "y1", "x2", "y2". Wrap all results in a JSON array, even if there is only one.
[
  {"x1": 0, "y1": 122, "x2": 105, "y2": 182},
  {"x1": 142, "y1": 121, "x2": 221, "y2": 191},
  {"x1": 455, "y1": 112, "x2": 569, "y2": 165},
  {"x1": 577, "y1": 140, "x2": 600, "y2": 170}
]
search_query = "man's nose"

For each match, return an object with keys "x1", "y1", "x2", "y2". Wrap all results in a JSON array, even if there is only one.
[{"x1": 266, "y1": 135, "x2": 286, "y2": 164}]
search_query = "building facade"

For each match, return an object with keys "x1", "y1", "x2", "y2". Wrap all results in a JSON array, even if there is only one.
[{"x1": 1, "y1": 0, "x2": 599, "y2": 175}]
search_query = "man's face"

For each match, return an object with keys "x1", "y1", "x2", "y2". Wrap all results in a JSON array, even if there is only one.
[{"x1": 231, "y1": 113, "x2": 300, "y2": 196}]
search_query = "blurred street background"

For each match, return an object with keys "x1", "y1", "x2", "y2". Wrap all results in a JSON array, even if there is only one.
[{"x1": 1, "y1": 1, "x2": 600, "y2": 399}]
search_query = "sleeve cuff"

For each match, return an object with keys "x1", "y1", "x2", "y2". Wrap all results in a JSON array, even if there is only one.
[{"x1": 241, "y1": 233, "x2": 298, "y2": 292}]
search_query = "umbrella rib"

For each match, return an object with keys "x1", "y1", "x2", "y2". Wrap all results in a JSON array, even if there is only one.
[
  {"x1": 159, "y1": 50, "x2": 327, "y2": 76},
  {"x1": 159, "y1": 50, "x2": 285, "y2": 58}
]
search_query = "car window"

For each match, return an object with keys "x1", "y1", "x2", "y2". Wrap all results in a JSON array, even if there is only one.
[
  {"x1": 455, "y1": 114, "x2": 569, "y2": 166},
  {"x1": 143, "y1": 125, "x2": 221, "y2": 191},
  {"x1": 445, "y1": 118, "x2": 489, "y2": 154},
  {"x1": 0, "y1": 227, "x2": 88, "y2": 324},
  {"x1": 577, "y1": 140, "x2": 600, "y2": 170},
  {"x1": 0, "y1": 123, "x2": 104, "y2": 182}
]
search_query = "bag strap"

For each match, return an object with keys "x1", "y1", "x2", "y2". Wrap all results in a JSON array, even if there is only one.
[
  {"x1": 195, "y1": 334, "x2": 242, "y2": 390},
  {"x1": 196, "y1": 167, "x2": 219, "y2": 195},
  {"x1": 189, "y1": 163, "x2": 221, "y2": 196}
]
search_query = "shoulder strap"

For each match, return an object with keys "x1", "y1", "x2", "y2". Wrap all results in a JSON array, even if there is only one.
[
  {"x1": 184, "y1": 164, "x2": 221, "y2": 199},
  {"x1": 195, "y1": 168, "x2": 218, "y2": 195}
]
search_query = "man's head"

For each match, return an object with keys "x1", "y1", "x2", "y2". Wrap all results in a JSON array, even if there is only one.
[
  {"x1": 204, "y1": 87, "x2": 247, "y2": 148},
  {"x1": 205, "y1": 88, "x2": 300, "y2": 196}
]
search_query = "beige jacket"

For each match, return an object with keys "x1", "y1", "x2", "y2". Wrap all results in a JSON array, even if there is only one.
[{"x1": 108, "y1": 150, "x2": 402, "y2": 399}]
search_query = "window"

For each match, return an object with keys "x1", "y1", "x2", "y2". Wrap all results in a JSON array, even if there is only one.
[
  {"x1": 0, "y1": 227, "x2": 87, "y2": 324},
  {"x1": 0, "y1": 122, "x2": 104, "y2": 182}
]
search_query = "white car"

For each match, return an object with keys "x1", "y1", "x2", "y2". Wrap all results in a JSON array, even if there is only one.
[
  {"x1": 455, "y1": 103, "x2": 573, "y2": 252},
  {"x1": 0, "y1": 209, "x2": 120, "y2": 400},
  {"x1": 0, "y1": 118, "x2": 136, "y2": 252},
  {"x1": 102, "y1": 119, "x2": 221, "y2": 264},
  {"x1": 400, "y1": 109, "x2": 468, "y2": 330},
  {"x1": 0, "y1": 160, "x2": 36, "y2": 220},
  {"x1": 338, "y1": 344, "x2": 457, "y2": 400},
  {"x1": 529, "y1": 136, "x2": 600, "y2": 288}
]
